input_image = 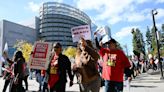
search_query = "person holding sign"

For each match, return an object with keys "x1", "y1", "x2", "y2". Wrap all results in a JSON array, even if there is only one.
[
  {"x1": 94, "y1": 33, "x2": 131, "y2": 92},
  {"x1": 3, "y1": 51, "x2": 25, "y2": 92},
  {"x1": 2, "y1": 52, "x2": 14, "y2": 92},
  {"x1": 44, "y1": 42, "x2": 73, "y2": 92},
  {"x1": 72, "y1": 38, "x2": 101, "y2": 92}
]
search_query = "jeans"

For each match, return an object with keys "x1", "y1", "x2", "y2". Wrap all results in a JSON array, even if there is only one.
[{"x1": 105, "y1": 80, "x2": 123, "y2": 92}]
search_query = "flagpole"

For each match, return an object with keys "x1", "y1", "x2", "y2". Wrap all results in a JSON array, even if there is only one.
[{"x1": 0, "y1": 42, "x2": 9, "y2": 76}]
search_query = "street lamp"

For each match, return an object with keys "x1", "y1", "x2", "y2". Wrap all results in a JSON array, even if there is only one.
[{"x1": 152, "y1": 9, "x2": 164, "y2": 79}]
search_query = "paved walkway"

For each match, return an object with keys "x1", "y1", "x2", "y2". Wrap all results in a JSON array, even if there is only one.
[
  {"x1": 1, "y1": 71, "x2": 164, "y2": 92},
  {"x1": 127, "y1": 73, "x2": 164, "y2": 92}
]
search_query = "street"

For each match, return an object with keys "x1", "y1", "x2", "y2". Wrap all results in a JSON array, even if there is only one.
[{"x1": 0, "y1": 71, "x2": 164, "y2": 92}]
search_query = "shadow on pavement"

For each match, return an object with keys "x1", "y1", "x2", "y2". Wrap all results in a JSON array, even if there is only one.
[{"x1": 131, "y1": 85, "x2": 157, "y2": 88}]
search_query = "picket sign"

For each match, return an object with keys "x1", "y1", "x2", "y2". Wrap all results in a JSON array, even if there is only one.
[
  {"x1": 29, "y1": 41, "x2": 52, "y2": 70},
  {"x1": 96, "y1": 27, "x2": 108, "y2": 36},
  {"x1": 71, "y1": 25, "x2": 91, "y2": 42}
]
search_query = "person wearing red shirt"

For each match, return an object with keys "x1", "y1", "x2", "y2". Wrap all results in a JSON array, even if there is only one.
[{"x1": 95, "y1": 36, "x2": 131, "y2": 92}]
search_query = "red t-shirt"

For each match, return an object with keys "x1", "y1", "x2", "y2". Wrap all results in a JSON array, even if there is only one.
[
  {"x1": 99, "y1": 48, "x2": 130, "y2": 82},
  {"x1": 48, "y1": 54, "x2": 59, "y2": 88}
]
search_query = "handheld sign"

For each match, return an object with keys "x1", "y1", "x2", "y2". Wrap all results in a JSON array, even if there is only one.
[
  {"x1": 96, "y1": 27, "x2": 108, "y2": 36},
  {"x1": 71, "y1": 25, "x2": 91, "y2": 42},
  {"x1": 30, "y1": 42, "x2": 52, "y2": 70},
  {"x1": 101, "y1": 35, "x2": 110, "y2": 44}
]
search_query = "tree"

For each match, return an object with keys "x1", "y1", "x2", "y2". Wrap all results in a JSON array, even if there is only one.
[
  {"x1": 160, "y1": 24, "x2": 164, "y2": 56},
  {"x1": 146, "y1": 26, "x2": 152, "y2": 53},
  {"x1": 63, "y1": 46, "x2": 77, "y2": 59},
  {"x1": 14, "y1": 40, "x2": 33, "y2": 62},
  {"x1": 151, "y1": 27, "x2": 158, "y2": 56},
  {"x1": 162, "y1": 24, "x2": 164, "y2": 32},
  {"x1": 132, "y1": 28, "x2": 145, "y2": 58}
]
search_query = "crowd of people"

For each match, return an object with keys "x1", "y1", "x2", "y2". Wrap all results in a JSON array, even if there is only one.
[{"x1": 1, "y1": 33, "x2": 163, "y2": 92}]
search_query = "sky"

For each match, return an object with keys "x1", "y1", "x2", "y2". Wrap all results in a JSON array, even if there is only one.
[{"x1": 0, "y1": 0, "x2": 164, "y2": 55}]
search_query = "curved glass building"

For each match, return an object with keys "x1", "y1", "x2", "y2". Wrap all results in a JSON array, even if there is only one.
[{"x1": 39, "y1": 2, "x2": 91, "y2": 47}]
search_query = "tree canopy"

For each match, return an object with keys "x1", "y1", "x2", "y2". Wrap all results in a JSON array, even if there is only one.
[
  {"x1": 63, "y1": 46, "x2": 77, "y2": 59},
  {"x1": 132, "y1": 28, "x2": 145, "y2": 58},
  {"x1": 14, "y1": 40, "x2": 33, "y2": 62}
]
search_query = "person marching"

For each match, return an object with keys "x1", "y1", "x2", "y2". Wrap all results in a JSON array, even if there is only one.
[
  {"x1": 2, "y1": 52, "x2": 14, "y2": 92},
  {"x1": 44, "y1": 42, "x2": 73, "y2": 92},
  {"x1": 72, "y1": 38, "x2": 101, "y2": 92},
  {"x1": 3, "y1": 51, "x2": 25, "y2": 92},
  {"x1": 94, "y1": 33, "x2": 131, "y2": 92}
]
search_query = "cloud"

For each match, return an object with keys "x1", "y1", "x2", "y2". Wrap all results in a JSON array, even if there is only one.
[
  {"x1": 107, "y1": 16, "x2": 122, "y2": 25},
  {"x1": 75, "y1": 0, "x2": 153, "y2": 25},
  {"x1": 76, "y1": 0, "x2": 105, "y2": 11},
  {"x1": 27, "y1": 0, "x2": 63, "y2": 13},
  {"x1": 125, "y1": 9, "x2": 152, "y2": 22},
  {"x1": 27, "y1": 2, "x2": 41, "y2": 13},
  {"x1": 156, "y1": 8, "x2": 164, "y2": 20},
  {"x1": 136, "y1": 0, "x2": 152, "y2": 4},
  {"x1": 156, "y1": 0, "x2": 164, "y2": 3},
  {"x1": 127, "y1": 13, "x2": 146, "y2": 22},
  {"x1": 113, "y1": 26, "x2": 139, "y2": 40},
  {"x1": 54, "y1": 0, "x2": 63, "y2": 3},
  {"x1": 18, "y1": 17, "x2": 36, "y2": 28}
]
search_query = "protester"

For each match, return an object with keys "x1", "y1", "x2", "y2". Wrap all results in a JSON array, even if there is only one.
[
  {"x1": 140, "y1": 59, "x2": 146, "y2": 73},
  {"x1": 132, "y1": 56, "x2": 140, "y2": 77},
  {"x1": 2, "y1": 52, "x2": 14, "y2": 92},
  {"x1": 29, "y1": 69, "x2": 33, "y2": 80},
  {"x1": 148, "y1": 58, "x2": 157, "y2": 71},
  {"x1": 94, "y1": 34, "x2": 131, "y2": 92},
  {"x1": 72, "y1": 38, "x2": 101, "y2": 92},
  {"x1": 44, "y1": 42, "x2": 73, "y2": 92},
  {"x1": 125, "y1": 59, "x2": 134, "y2": 92},
  {"x1": 41, "y1": 70, "x2": 49, "y2": 92},
  {"x1": 23, "y1": 62, "x2": 29, "y2": 91},
  {"x1": 35, "y1": 69, "x2": 42, "y2": 91},
  {"x1": 5, "y1": 51, "x2": 26, "y2": 92}
]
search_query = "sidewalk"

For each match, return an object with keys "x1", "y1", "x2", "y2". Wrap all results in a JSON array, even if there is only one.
[
  {"x1": 0, "y1": 72, "x2": 164, "y2": 92},
  {"x1": 127, "y1": 72, "x2": 164, "y2": 92}
]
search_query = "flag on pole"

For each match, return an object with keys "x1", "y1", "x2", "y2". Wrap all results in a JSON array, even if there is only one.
[
  {"x1": 4, "y1": 42, "x2": 8, "y2": 52},
  {"x1": 3, "y1": 42, "x2": 8, "y2": 57}
]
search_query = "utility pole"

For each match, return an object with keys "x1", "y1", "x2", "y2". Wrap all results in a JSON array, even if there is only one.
[{"x1": 152, "y1": 9, "x2": 164, "y2": 79}]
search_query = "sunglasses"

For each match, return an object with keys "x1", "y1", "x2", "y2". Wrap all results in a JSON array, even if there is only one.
[{"x1": 53, "y1": 46, "x2": 61, "y2": 51}]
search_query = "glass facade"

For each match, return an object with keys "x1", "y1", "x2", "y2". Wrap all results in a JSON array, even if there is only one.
[{"x1": 39, "y1": 2, "x2": 91, "y2": 47}]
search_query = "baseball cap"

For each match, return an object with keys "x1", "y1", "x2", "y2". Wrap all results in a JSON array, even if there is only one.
[{"x1": 105, "y1": 38, "x2": 117, "y2": 44}]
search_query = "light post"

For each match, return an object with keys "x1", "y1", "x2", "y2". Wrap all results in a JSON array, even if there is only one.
[{"x1": 152, "y1": 9, "x2": 164, "y2": 79}]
